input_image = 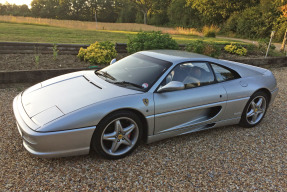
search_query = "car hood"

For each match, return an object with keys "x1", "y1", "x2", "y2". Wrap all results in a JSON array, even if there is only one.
[{"x1": 22, "y1": 70, "x2": 141, "y2": 127}]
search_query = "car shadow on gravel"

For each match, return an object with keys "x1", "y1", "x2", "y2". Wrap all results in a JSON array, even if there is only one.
[{"x1": 31, "y1": 151, "x2": 106, "y2": 163}]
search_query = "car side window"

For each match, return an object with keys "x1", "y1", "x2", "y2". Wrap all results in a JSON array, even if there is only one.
[
  {"x1": 211, "y1": 63, "x2": 240, "y2": 82},
  {"x1": 162, "y1": 62, "x2": 215, "y2": 89}
]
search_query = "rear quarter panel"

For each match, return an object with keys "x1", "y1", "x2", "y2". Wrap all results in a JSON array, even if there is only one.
[{"x1": 221, "y1": 70, "x2": 277, "y2": 120}]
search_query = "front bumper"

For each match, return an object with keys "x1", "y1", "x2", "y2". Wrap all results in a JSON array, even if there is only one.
[{"x1": 13, "y1": 93, "x2": 96, "y2": 158}]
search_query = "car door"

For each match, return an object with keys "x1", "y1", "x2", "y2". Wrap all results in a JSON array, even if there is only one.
[{"x1": 153, "y1": 62, "x2": 227, "y2": 135}]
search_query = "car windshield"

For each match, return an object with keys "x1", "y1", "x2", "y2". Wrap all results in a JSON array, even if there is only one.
[{"x1": 96, "y1": 53, "x2": 172, "y2": 91}]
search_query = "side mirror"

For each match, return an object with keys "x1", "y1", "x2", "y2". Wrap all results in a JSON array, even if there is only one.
[
  {"x1": 110, "y1": 58, "x2": 117, "y2": 65},
  {"x1": 157, "y1": 81, "x2": 185, "y2": 93}
]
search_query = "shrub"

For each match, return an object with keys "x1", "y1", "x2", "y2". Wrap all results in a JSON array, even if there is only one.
[
  {"x1": 77, "y1": 41, "x2": 117, "y2": 65},
  {"x1": 204, "y1": 31, "x2": 216, "y2": 38},
  {"x1": 185, "y1": 40, "x2": 204, "y2": 53},
  {"x1": 258, "y1": 39, "x2": 276, "y2": 53},
  {"x1": 127, "y1": 31, "x2": 179, "y2": 53},
  {"x1": 167, "y1": 27, "x2": 202, "y2": 36},
  {"x1": 149, "y1": 12, "x2": 169, "y2": 26},
  {"x1": 224, "y1": 44, "x2": 247, "y2": 56},
  {"x1": 223, "y1": 12, "x2": 240, "y2": 33},
  {"x1": 202, "y1": 25, "x2": 220, "y2": 38},
  {"x1": 224, "y1": 6, "x2": 274, "y2": 39},
  {"x1": 257, "y1": 39, "x2": 278, "y2": 56},
  {"x1": 185, "y1": 40, "x2": 221, "y2": 57},
  {"x1": 52, "y1": 44, "x2": 59, "y2": 60},
  {"x1": 236, "y1": 7, "x2": 262, "y2": 39}
]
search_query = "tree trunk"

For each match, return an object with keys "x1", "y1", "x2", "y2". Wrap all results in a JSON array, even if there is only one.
[{"x1": 143, "y1": 11, "x2": 147, "y2": 24}]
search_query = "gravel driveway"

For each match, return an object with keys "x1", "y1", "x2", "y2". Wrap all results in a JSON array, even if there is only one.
[{"x1": 0, "y1": 68, "x2": 286, "y2": 191}]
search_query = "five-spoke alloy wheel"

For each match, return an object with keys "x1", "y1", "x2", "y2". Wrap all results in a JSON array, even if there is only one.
[
  {"x1": 240, "y1": 91, "x2": 269, "y2": 128},
  {"x1": 91, "y1": 111, "x2": 142, "y2": 159}
]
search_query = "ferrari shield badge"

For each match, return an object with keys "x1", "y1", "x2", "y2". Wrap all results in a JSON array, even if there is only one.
[{"x1": 143, "y1": 98, "x2": 149, "y2": 106}]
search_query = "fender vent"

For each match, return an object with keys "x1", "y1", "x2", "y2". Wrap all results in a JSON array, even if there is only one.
[{"x1": 208, "y1": 106, "x2": 222, "y2": 118}]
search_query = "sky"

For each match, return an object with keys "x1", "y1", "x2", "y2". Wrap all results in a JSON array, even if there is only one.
[{"x1": 0, "y1": 0, "x2": 32, "y2": 6}]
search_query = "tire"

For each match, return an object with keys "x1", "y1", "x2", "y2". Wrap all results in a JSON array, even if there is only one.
[
  {"x1": 91, "y1": 110, "x2": 143, "y2": 159},
  {"x1": 239, "y1": 91, "x2": 269, "y2": 128}
]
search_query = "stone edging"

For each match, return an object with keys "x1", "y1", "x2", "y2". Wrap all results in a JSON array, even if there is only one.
[{"x1": 0, "y1": 68, "x2": 87, "y2": 84}]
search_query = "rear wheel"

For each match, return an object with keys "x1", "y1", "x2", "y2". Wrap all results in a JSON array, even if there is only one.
[
  {"x1": 91, "y1": 111, "x2": 142, "y2": 159},
  {"x1": 240, "y1": 91, "x2": 268, "y2": 128}
]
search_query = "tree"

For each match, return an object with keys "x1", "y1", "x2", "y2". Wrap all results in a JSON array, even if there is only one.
[
  {"x1": 96, "y1": 0, "x2": 118, "y2": 22},
  {"x1": 31, "y1": 0, "x2": 60, "y2": 19},
  {"x1": 149, "y1": 0, "x2": 171, "y2": 25},
  {"x1": 0, "y1": 3, "x2": 30, "y2": 16},
  {"x1": 129, "y1": 0, "x2": 153, "y2": 24},
  {"x1": 168, "y1": 0, "x2": 201, "y2": 28},
  {"x1": 57, "y1": 0, "x2": 72, "y2": 19},
  {"x1": 116, "y1": 0, "x2": 137, "y2": 23},
  {"x1": 70, "y1": 0, "x2": 90, "y2": 20},
  {"x1": 88, "y1": 0, "x2": 98, "y2": 21},
  {"x1": 224, "y1": 0, "x2": 280, "y2": 39},
  {"x1": 18, "y1": 5, "x2": 31, "y2": 16},
  {"x1": 187, "y1": 0, "x2": 260, "y2": 25},
  {"x1": 272, "y1": 0, "x2": 287, "y2": 41}
]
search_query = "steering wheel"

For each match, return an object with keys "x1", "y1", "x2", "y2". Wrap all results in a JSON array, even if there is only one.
[{"x1": 183, "y1": 75, "x2": 200, "y2": 88}]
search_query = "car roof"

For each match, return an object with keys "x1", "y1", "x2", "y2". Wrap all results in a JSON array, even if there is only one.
[
  {"x1": 139, "y1": 50, "x2": 212, "y2": 63},
  {"x1": 138, "y1": 50, "x2": 267, "y2": 77}
]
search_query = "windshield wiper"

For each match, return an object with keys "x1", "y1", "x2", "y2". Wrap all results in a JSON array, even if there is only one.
[
  {"x1": 95, "y1": 71, "x2": 143, "y2": 90},
  {"x1": 95, "y1": 71, "x2": 117, "y2": 81},
  {"x1": 113, "y1": 81, "x2": 144, "y2": 89}
]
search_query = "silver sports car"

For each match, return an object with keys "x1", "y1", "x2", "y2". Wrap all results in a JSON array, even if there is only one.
[{"x1": 13, "y1": 50, "x2": 278, "y2": 159}]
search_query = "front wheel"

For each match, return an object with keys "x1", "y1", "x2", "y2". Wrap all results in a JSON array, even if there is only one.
[
  {"x1": 91, "y1": 111, "x2": 142, "y2": 159},
  {"x1": 239, "y1": 91, "x2": 269, "y2": 128}
]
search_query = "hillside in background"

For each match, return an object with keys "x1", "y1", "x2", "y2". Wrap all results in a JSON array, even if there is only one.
[
  {"x1": 1, "y1": 0, "x2": 287, "y2": 41},
  {"x1": 0, "y1": 19, "x2": 242, "y2": 45}
]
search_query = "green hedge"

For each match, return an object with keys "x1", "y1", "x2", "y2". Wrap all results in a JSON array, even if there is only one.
[{"x1": 127, "y1": 31, "x2": 179, "y2": 53}]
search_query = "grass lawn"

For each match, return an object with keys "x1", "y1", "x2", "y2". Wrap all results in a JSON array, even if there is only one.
[{"x1": 0, "y1": 22, "x2": 243, "y2": 45}]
